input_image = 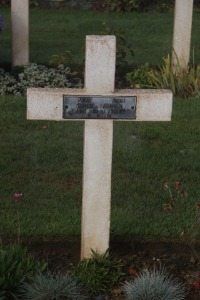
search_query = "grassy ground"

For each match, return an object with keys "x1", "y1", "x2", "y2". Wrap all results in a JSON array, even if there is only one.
[
  {"x1": 0, "y1": 8, "x2": 200, "y2": 68},
  {"x1": 0, "y1": 8, "x2": 200, "y2": 241},
  {"x1": 0, "y1": 95, "x2": 200, "y2": 240}
]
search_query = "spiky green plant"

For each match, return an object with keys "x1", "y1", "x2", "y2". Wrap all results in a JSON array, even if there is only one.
[
  {"x1": 20, "y1": 271, "x2": 87, "y2": 300},
  {"x1": 147, "y1": 54, "x2": 200, "y2": 97},
  {"x1": 126, "y1": 54, "x2": 200, "y2": 97},
  {"x1": 123, "y1": 267, "x2": 186, "y2": 300},
  {"x1": 73, "y1": 249, "x2": 124, "y2": 296},
  {"x1": 0, "y1": 244, "x2": 47, "y2": 299}
]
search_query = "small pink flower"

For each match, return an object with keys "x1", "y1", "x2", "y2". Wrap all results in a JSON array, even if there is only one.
[
  {"x1": 13, "y1": 193, "x2": 23, "y2": 201},
  {"x1": 193, "y1": 280, "x2": 200, "y2": 289},
  {"x1": 175, "y1": 182, "x2": 181, "y2": 190}
]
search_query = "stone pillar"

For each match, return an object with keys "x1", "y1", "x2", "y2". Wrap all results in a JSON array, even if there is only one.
[
  {"x1": 11, "y1": 0, "x2": 29, "y2": 66},
  {"x1": 172, "y1": 0, "x2": 194, "y2": 71}
]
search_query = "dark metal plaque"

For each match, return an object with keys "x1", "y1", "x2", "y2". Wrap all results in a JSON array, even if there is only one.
[{"x1": 63, "y1": 95, "x2": 137, "y2": 119}]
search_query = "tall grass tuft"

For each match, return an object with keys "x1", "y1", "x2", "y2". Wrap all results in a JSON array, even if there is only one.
[
  {"x1": 20, "y1": 271, "x2": 87, "y2": 300},
  {"x1": 127, "y1": 54, "x2": 200, "y2": 97},
  {"x1": 148, "y1": 54, "x2": 200, "y2": 97},
  {"x1": 123, "y1": 267, "x2": 186, "y2": 300}
]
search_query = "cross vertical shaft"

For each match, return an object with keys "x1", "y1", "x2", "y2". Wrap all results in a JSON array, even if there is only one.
[{"x1": 81, "y1": 36, "x2": 116, "y2": 258}]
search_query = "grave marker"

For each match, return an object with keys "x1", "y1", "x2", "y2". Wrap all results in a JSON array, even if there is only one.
[
  {"x1": 11, "y1": 0, "x2": 29, "y2": 66},
  {"x1": 27, "y1": 35, "x2": 173, "y2": 259},
  {"x1": 172, "y1": 0, "x2": 194, "y2": 71}
]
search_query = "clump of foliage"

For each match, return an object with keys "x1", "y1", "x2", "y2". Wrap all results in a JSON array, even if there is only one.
[
  {"x1": 20, "y1": 271, "x2": 87, "y2": 300},
  {"x1": 126, "y1": 55, "x2": 200, "y2": 97},
  {"x1": 102, "y1": 0, "x2": 140, "y2": 12},
  {"x1": 102, "y1": 0, "x2": 174, "y2": 12},
  {"x1": 0, "y1": 0, "x2": 38, "y2": 6},
  {"x1": 101, "y1": 22, "x2": 134, "y2": 67},
  {"x1": 126, "y1": 63, "x2": 150, "y2": 88},
  {"x1": 18, "y1": 63, "x2": 81, "y2": 91},
  {"x1": 73, "y1": 249, "x2": 124, "y2": 296},
  {"x1": 0, "y1": 64, "x2": 82, "y2": 96},
  {"x1": 123, "y1": 267, "x2": 186, "y2": 300},
  {"x1": 0, "y1": 68, "x2": 20, "y2": 95},
  {"x1": 49, "y1": 50, "x2": 74, "y2": 68},
  {"x1": 0, "y1": 244, "x2": 47, "y2": 299},
  {"x1": 147, "y1": 55, "x2": 200, "y2": 98}
]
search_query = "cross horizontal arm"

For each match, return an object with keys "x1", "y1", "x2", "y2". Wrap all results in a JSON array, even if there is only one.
[{"x1": 27, "y1": 88, "x2": 173, "y2": 121}]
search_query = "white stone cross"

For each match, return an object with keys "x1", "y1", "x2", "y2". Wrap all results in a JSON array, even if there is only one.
[
  {"x1": 11, "y1": 0, "x2": 29, "y2": 66},
  {"x1": 27, "y1": 35, "x2": 173, "y2": 259},
  {"x1": 172, "y1": 0, "x2": 194, "y2": 71}
]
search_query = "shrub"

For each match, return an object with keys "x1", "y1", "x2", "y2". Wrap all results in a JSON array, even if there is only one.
[
  {"x1": 0, "y1": 68, "x2": 20, "y2": 95},
  {"x1": 102, "y1": 0, "x2": 140, "y2": 12},
  {"x1": 126, "y1": 55, "x2": 200, "y2": 97},
  {"x1": 126, "y1": 63, "x2": 150, "y2": 88},
  {"x1": 49, "y1": 50, "x2": 74, "y2": 68},
  {"x1": 148, "y1": 55, "x2": 200, "y2": 97},
  {"x1": 73, "y1": 249, "x2": 124, "y2": 296},
  {"x1": 0, "y1": 64, "x2": 82, "y2": 96},
  {"x1": 18, "y1": 63, "x2": 82, "y2": 92},
  {"x1": 20, "y1": 271, "x2": 87, "y2": 300},
  {"x1": 0, "y1": 244, "x2": 47, "y2": 299},
  {"x1": 123, "y1": 267, "x2": 186, "y2": 300},
  {"x1": 101, "y1": 22, "x2": 134, "y2": 67},
  {"x1": 102, "y1": 0, "x2": 174, "y2": 12}
]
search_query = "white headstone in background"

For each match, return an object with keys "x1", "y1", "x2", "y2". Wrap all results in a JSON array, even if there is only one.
[
  {"x1": 172, "y1": 0, "x2": 194, "y2": 71},
  {"x1": 27, "y1": 35, "x2": 173, "y2": 259},
  {"x1": 11, "y1": 0, "x2": 29, "y2": 66}
]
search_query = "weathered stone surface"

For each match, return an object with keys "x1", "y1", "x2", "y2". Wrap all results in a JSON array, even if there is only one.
[
  {"x1": 172, "y1": 0, "x2": 194, "y2": 70},
  {"x1": 11, "y1": 0, "x2": 29, "y2": 66},
  {"x1": 27, "y1": 88, "x2": 173, "y2": 122},
  {"x1": 27, "y1": 36, "x2": 173, "y2": 260}
]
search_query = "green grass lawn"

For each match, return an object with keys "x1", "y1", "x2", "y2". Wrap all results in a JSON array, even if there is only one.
[
  {"x1": 0, "y1": 8, "x2": 200, "y2": 242},
  {"x1": 0, "y1": 8, "x2": 200, "y2": 68},
  {"x1": 0, "y1": 95, "x2": 200, "y2": 240}
]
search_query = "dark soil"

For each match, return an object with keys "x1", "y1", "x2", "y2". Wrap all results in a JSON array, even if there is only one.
[{"x1": 21, "y1": 238, "x2": 200, "y2": 300}]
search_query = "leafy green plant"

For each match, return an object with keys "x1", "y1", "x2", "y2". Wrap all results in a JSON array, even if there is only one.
[
  {"x1": 127, "y1": 54, "x2": 200, "y2": 97},
  {"x1": 0, "y1": 68, "x2": 19, "y2": 95},
  {"x1": 49, "y1": 50, "x2": 74, "y2": 68},
  {"x1": 0, "y1": 244, "x2": 47, "y2": 299},
  {"x1": 126, "y1": 63, "x2": 150, "y2": 88},
  {"x1": 150, "y1": 54, "x2": 200, "y2": 97},
  {"x1": 101, "y1": 22, "x2": 134, "y2": 67},
  {"x1": 123, "y1": 267, "x2": 186, "y2": 300},
  {"x1": 103, "y1": 0, "x2": 139, "y2": 12},
  {"x1": 0, "y1": 64, "x2": 82, "y2": 96},
  {"x1": 20, "y1": 271, "x2": 87, "y2": 300},
  {"x1": 18, "y1": 63, "x2": 82, "y2": 92},
  {"x1": 73, "y1": 249, "x2": 124, "y2": 296},
  {"x1": 30, "y1": 0, "x2": 39, "y2": 6},
  {"x1": 102, "y1": 0, "x2": 174, "y2": 12}
]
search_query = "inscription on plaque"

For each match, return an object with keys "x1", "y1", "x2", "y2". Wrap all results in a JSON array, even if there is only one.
[{"x1": 63, "y1": 96, "x2": 137, "y2": 119}]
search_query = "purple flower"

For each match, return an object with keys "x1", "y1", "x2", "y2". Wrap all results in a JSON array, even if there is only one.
[
  {"x1": 13, "y1": 193, "x2": 23, "y2": 201},
  {"x1": 0, "y1": 14, "x2": 4, "y2": 32}
]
